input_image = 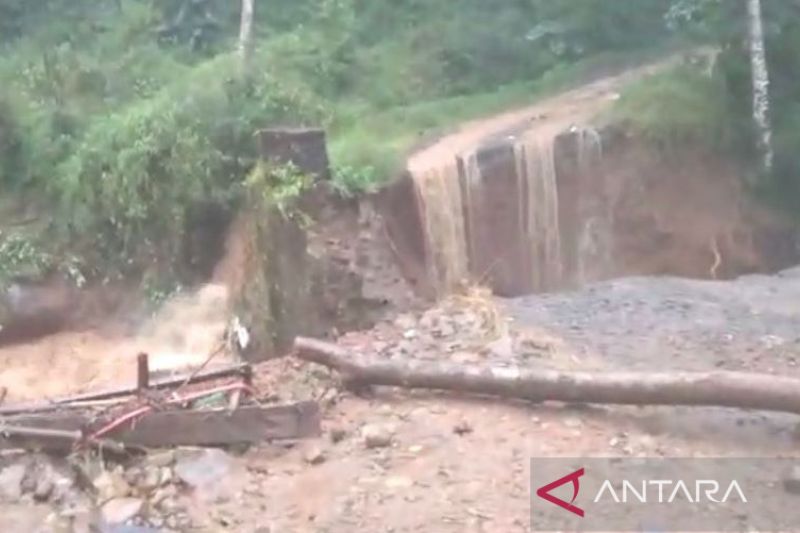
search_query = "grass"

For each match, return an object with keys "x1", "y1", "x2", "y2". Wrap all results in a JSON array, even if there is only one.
[
  {"x1": 607, "y1": 62, "x2": 732, "y2": 151},
  {"x1": 328, "y1": 46, "x2": 681, "y2": 189}
]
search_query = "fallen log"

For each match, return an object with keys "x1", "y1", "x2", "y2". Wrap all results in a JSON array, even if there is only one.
[{"x1": 294, "y1": 336, "x2": 800, "y2": 416}]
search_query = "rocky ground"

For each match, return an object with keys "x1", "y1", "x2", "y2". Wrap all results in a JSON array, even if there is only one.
[{"x1": 3, "y1": 271, "x2": 800, "y2": 532}]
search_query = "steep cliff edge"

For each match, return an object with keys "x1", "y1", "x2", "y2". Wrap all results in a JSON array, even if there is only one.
[{"x1": 379, "y1": 56, "x2": 798, "y2": 298}]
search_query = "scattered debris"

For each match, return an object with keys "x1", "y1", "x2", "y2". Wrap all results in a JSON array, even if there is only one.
[
  {"x1": 93, "y1": 468, "x2": 131, "y2": 503},
  {"x1": 0, "y1": 357, "x2": 320, "y2": 452}
]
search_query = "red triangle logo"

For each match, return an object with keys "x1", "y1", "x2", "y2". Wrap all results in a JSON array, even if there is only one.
[{"x1": 536, "y1": 467, "x2": 585, "y2": 517}]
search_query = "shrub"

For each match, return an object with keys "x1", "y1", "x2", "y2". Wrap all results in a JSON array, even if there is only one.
[
  {"x1": 611, "y1": 64, "x2": 732, "y2": 151},
  {"x1": 53, "y1": 54, "x2": 328, "y2": 273}
]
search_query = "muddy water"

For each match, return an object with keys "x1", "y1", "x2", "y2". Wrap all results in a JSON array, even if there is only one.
[{"x1": 503, "y1": 266, "x2": 800, "y2": 450}]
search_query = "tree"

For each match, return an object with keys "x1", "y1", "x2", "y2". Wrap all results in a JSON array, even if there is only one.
[
  {"x1": 747, "y1": 0, "x2": 773, "y2": 173},
  {"x1": 238, "y1": 0, "x2": 254, "y2": 76}
]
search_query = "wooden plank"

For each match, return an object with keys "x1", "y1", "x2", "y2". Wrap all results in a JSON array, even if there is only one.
[
  {"x1": 112, "y1": 402, "x2": 321, "y2": 446},
  {"x1": 0, "y1": 424, "x2": 128, "y2": 454},
  {"x1": 0, "y1": 401, "x2": 320, "y2": 450},
  {"x1": 137, "y1": 352, "x2": 150, "y2": 391}
]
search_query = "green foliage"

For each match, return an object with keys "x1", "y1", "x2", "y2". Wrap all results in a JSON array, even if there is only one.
[
  {"x1": 670, "y1": 0, "x2": 800, "y2": 209},
  {"x1": 50, "y1": 54, "x2": 326, "y2": 272},
  {"x1": 0, "y1": 232, "x2": 53, "y2": 283},
  {"x1": 611, "y1": 64, "x2": 732, "y2": 151},
  {"x1": 332, "y1": 164, "x2": 381, "y2": 196},
  {"x1": 245, "y1": 161, "x2": 313, "y2": 222},
  {"x1": 531, "y1": 0, "x2": 674, "y2": 55}
]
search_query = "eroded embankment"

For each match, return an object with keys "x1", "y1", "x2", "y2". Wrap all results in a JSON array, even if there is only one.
[{"x1": 379, "y1": 57, "x2": 799, "y2": 299}]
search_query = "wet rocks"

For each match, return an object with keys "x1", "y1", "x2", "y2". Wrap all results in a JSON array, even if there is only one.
[
  {"x1": 100, "y1": 497, "x2": 145, "y2": 526},
  {"x1": 362, "y1": 424, "x2": 394, "y2": 449}
]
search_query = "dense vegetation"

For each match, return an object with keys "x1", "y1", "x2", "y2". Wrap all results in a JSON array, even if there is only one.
[{"x1": 0, "y1": 0, "x2": 796, "y2": 287}]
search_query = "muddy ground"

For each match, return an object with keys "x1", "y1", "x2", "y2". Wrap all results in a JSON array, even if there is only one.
[{"x1": 2, "y1": 269, "x2": 800, "y2": 532}]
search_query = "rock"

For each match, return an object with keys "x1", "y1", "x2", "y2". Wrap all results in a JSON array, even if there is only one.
[
  {"x1": 158, "y1": 467, "x2": 172, "y2": 486},
  {"x1": 20, "y1": 463, "x2": 38, "y2": 495},
  {"x1": 69, "y1": 511, "x2": 101, "y2": 533},
  {"x1": 174, "y1": 448, "x2": 241, "y2": 503},
  {"x1": 782, "y1": 465, "x2": 800, "y2": 494},
  {"x1": 100, "y1": 497, "x2": 144, "y2": 525},
  {"x1": 143, "y1": 468, "x2": 162, "y2": 491},
  {"x1": 174, "y1": 448, "x2": 232, "y2": 489},
  {"x1": 362, "y1": 424, "x2": 393, "y2": 449},
  {"x1": 150, "y1": 485, "x2": 177, "y2": 509},
  {"x1": 146, "y1": 450, "x2": 176, "y2": 468},
  {"x1": 453, "y1": 420, "x2": 473, "y2": 436},
  {"x1": 303, "y1": 444, "x2": 326, "y2": 465},
  {"x1": 329, "y1": 428, "x2": 347, "y2": 443},
  {"x1": 93, "y1": 469, "x2": 131, "y2": 503},
  {"x1": 165, "y1": 515, "x2": 179, "y2": 530},
  {"x1": 33, "y1": 476, "x2": 54, "y2": 502},
  {"x1": 0, "y1": 464, "x2": 28, "y2": 501}
]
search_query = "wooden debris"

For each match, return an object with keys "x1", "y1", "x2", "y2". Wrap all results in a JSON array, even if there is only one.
[
  {"x1": 0, "y1": 362, "x2": 252, "y2": 416},
  {"x1": 294, "y1": 336, "x2": 800, "y2": 416},
  {"x1": 137, "y1": 353, "x2": 150, "y2": 392},
  {"x1": 114, "y1": 402, "x2": 321, "y2": 447},
  {"x1": 0, "y1": 401, "x2": 320, "y2": 450},
  {"x1": 0, "y1": 423, "x2": 128, "y2": 454}
]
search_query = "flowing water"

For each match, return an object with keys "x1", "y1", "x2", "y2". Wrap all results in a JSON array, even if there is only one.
[
  {"x1": 513, "y1": 134, "x2": 562, "y2": 292},
  {"x1": 415, "y1": 161, "x2": 471, "y2": 296},
  {"x1": 409, "y1": 126, "x2": 604, "y2": 297}
]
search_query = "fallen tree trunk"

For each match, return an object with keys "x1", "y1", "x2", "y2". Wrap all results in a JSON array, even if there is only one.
[{"x1": 294, "y1": 337, "x2": 800, "y2": 415}]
